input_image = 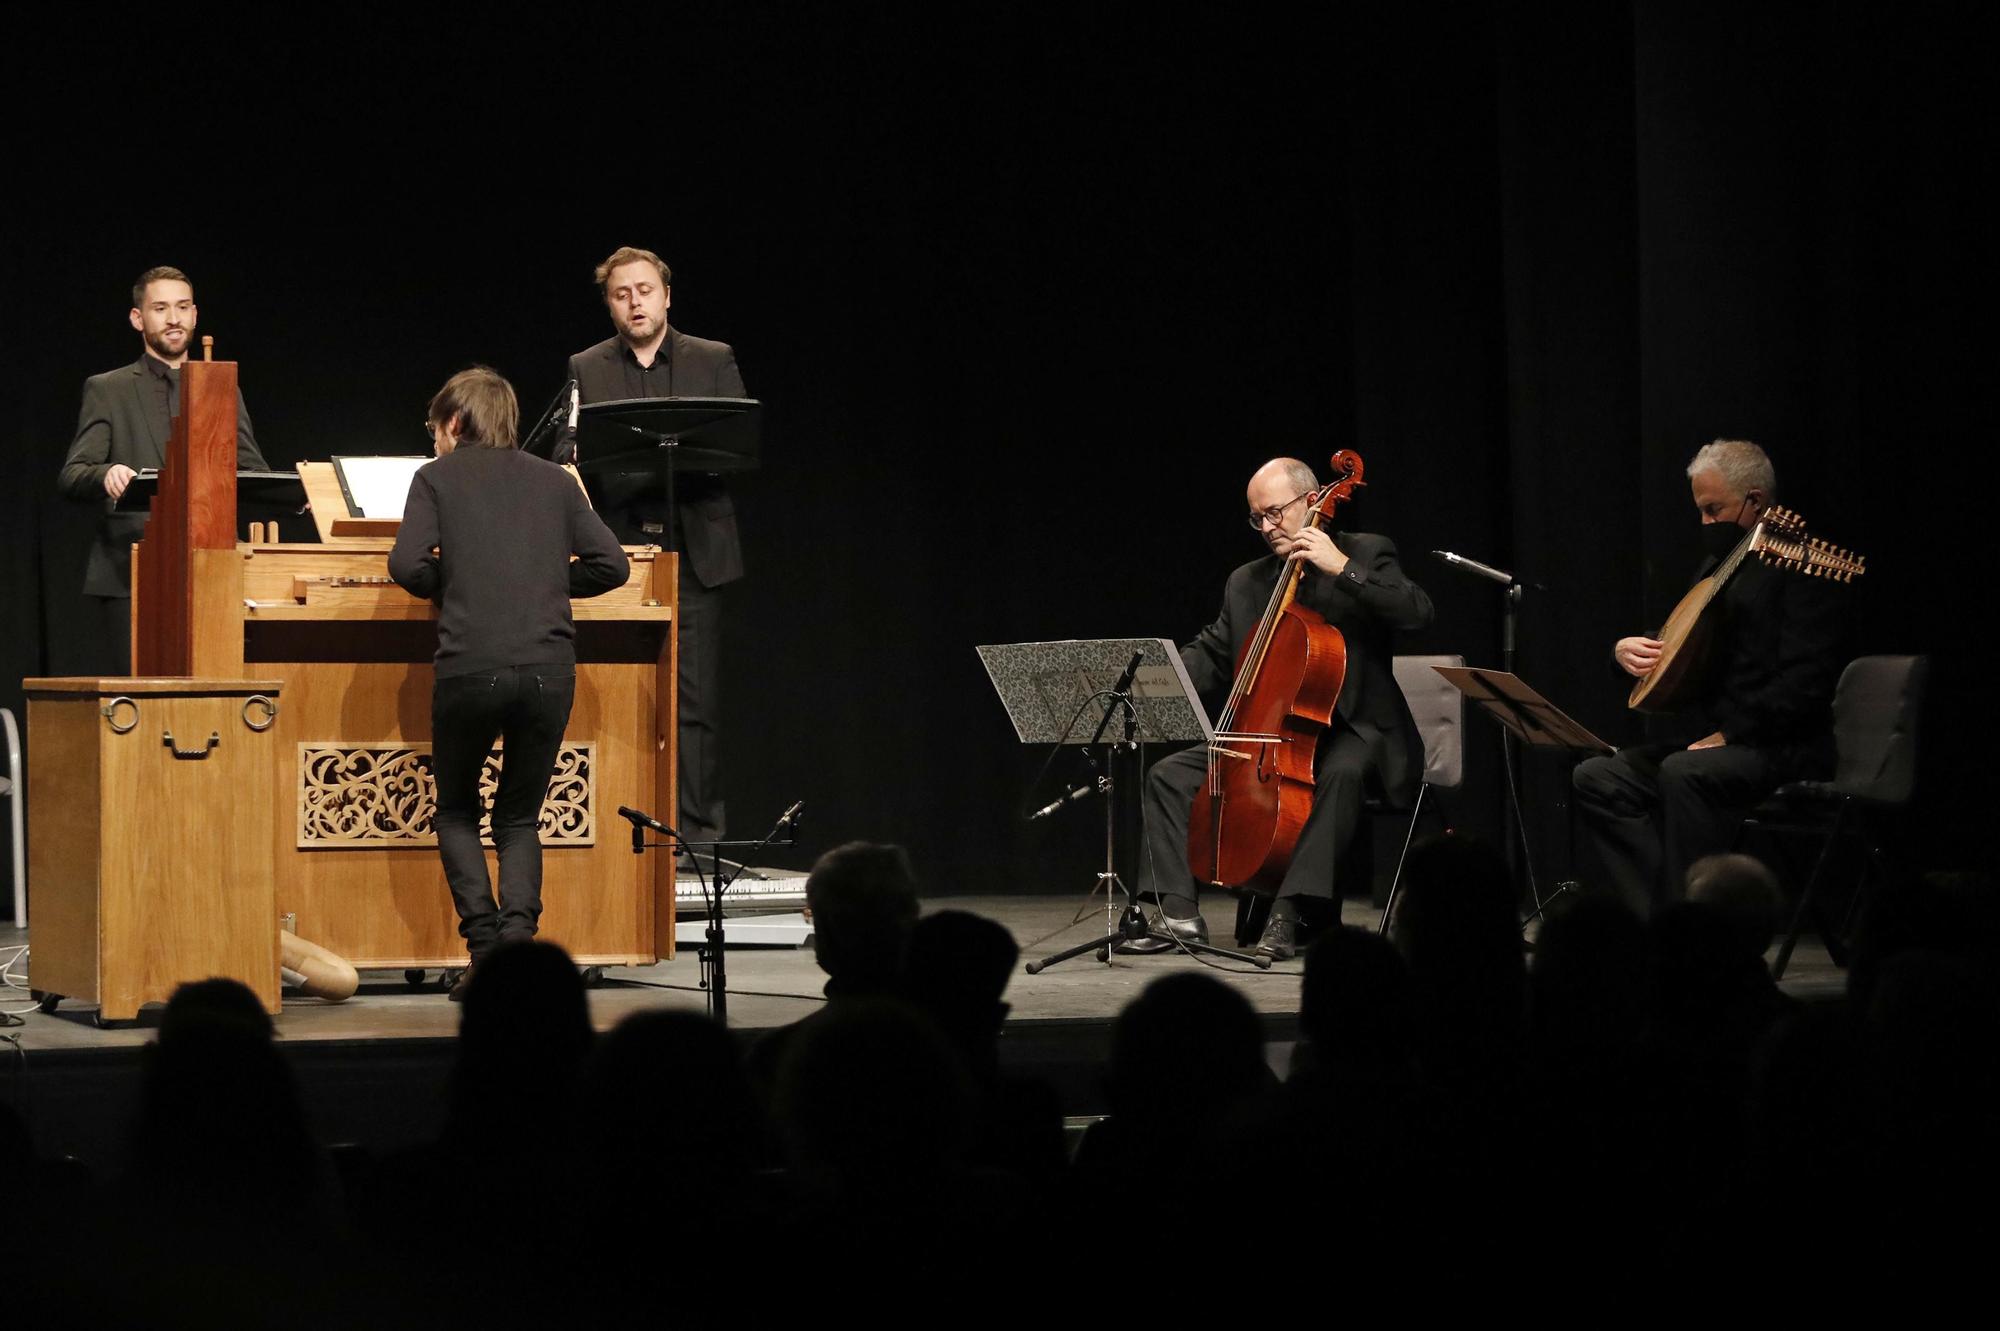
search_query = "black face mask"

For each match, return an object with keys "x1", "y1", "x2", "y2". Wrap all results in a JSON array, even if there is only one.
[{"x1": 1699, "y1": 508, "x2": 1751, "y2": 560}]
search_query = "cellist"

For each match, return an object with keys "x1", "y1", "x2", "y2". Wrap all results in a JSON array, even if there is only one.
[{"x1": 1131, "y1": 457, "x2": 1434, "y2": 960}]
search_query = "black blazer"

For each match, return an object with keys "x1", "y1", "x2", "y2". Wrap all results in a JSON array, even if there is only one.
[
  {"x1": 57, "y1": 357, "x2": 266, "y2": 597},
  {"x1": 563, "y1": 328, "x2": 746, "y2": 589},
  {"x1": 1181, "y1": 532, "x2": 1435, "y2": 807},
  {"x1": 1679, "y1": 552, "x2": 1844, "y2": 772}
]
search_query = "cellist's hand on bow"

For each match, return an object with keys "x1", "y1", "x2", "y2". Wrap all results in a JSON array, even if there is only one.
[{"x1": 1282, "y1": 527, "x2": 1349, "y2": 577}]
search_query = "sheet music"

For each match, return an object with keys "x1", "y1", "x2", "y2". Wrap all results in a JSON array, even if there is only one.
[
  {"x1": 331, "y1": 455, "x2": 429, "y2": 519},
  {"x1": 977, "y1": 639, "x2": 1213, "y2": 745}
]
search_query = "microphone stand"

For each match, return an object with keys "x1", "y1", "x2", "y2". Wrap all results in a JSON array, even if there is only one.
[
  {"x1": 679, "y1": 806, "x2": 803, "y2": 1025},
  {"x1": 1024, "y1": 673, "x2": 1267, "y2": 974},
  {"x1": 623, "y1": 804, "x2": 801, "y2": 1023},
  {"x1": 1432, "y1": 551, "x2": 1546, "y2": 918},
  {"x1": 521, "y1": 377, "x2": 578, "y2": 458}
]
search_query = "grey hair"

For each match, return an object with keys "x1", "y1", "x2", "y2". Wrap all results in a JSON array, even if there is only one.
[{"x1": 1686, "y1": 439, "x2": 1776, "y2": 499}]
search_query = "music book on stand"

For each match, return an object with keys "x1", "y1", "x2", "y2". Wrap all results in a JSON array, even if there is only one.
[
  {"x1": 977, "y1": 638, "x2": 1212, "y2": 746},
  {"x1": 115, "y1": 469, "x2": 308, "y2": 514}
]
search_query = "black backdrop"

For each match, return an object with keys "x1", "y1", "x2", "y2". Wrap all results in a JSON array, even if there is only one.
[{"x1": 4, "y1": 4, "x2": 1989, "y2": 919}]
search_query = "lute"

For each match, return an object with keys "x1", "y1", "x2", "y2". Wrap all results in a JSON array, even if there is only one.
[{"x1": 1628, "y1": 505, "x2": 1864, "y2": 712}]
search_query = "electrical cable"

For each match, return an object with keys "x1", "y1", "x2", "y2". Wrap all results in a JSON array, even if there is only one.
[
  {"x1": 605, "y1": 977, "x2": 827, "y2": 1004},
  {"x1": 1, "y1": 944, "x2": 38, "y2": 1016}
]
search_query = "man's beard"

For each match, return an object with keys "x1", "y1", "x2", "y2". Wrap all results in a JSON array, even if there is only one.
[
  {"x1": 144, "y1": 326, "x2": 191, "y2": 361},
  {"x1": 619, "y1": 314, "x2": 665, "y2": 346}
]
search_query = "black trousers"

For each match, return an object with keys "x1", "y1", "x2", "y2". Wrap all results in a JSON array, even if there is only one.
[
  {"x1": 1139, "y1": 724, "x2": 1375, "y2": 912},
  {"x1": 676, "y1": 570, "x2": 725, "y2": 844},
  {"x1": 430, "y1": 665, "x2": 576, "y2": 961},
  {"x1": 92, "y1": 595, "x2": 131, "y2": 675},
  {"x1": 1571, "y1": 741, "x2": 1778, "y2": 918}
]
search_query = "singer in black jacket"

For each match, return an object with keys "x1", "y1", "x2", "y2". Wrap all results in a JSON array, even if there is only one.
[
  {"x1": 57, "y1": 267, "x2": 268, "y2": 672},
  {"x1": 1133, "y1": 458, "x2": 1434, "y2": 960},
  {"x1": 390, "y1": 368, "x2": 628, "y2": 996},
  {"x1": 555, "y1": 246, "x2": 745, "y2": 848}
]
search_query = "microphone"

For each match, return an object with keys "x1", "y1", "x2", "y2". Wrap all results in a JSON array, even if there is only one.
[
  {"x1": 774, "y1": 800, "x2": 805, "y2": 836},
  {"x1": 617, "y1": 805, "x2": 676, "y2": 837},
  {"x1": 1433, "y1": 549, "x2": 1515, "y2": 586},
  {"x1": 523, "y1": 377, "x2": 581, "y2": 458},
  {"x1": 1028, "y1": 778, "x2": 1107, "y2": 821},
  {"x1": 567, "y1": 380, "x2": 581, "y2": 430},
  {"x1": 1110, "y1": 649, "x2": 1143, "y2": 697}
]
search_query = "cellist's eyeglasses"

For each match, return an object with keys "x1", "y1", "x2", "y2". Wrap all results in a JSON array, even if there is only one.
[{"x1": 1247, "y1": 490, "x2": 1318, "y2": 531}]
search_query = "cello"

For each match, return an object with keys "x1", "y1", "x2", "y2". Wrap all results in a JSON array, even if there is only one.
[{"x1": 1187, "y1": 450, "x2": 1365, "y2": 896}]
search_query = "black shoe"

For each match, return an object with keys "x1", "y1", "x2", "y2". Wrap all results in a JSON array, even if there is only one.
[
  {"x1": 1118, "y1": 908, "x2": 1209, "y2": 954},
  {"x1": 447, "y1": 965, "x2": 474, "y2": 1002},
  {"x1": 1256, "y1": 907, "x2": 1299, "y2": 961}
]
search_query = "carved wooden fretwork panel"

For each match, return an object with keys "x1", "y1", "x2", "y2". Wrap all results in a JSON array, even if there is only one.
[{"x1": 297, "y1": 742, "x2": 595, "y2": 848}]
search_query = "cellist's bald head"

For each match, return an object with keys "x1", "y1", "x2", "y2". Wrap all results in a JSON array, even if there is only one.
[{"x1": 1251, "y1": 457, "x2": 1319, "y2": 497}]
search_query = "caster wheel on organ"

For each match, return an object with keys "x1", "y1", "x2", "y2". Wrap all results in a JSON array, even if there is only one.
[
  {"x1": 403, "y1": 969, "x2": 428, "y2": 989},
  {"x1": 580, "y1": 966, "x2": 605, "y2": 987},
  {"x1": 36, "y1": 992, "x2": 61, "y2": 1014},
  {"x1": 1096, "y1": 945, "x2": 1111, "y2": 964}
]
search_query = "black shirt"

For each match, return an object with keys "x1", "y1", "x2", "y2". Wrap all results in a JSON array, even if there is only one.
[
  {"x1": 607, "y1": 335, "x2": 682, "y2": 399},
  {"x1": 388, "y1": 447, "x2": 629, "y2": 677}
]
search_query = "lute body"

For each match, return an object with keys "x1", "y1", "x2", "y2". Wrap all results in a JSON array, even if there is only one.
[{"x1": 1629, "y1": 506, "x2": 1865, "y2": 713}]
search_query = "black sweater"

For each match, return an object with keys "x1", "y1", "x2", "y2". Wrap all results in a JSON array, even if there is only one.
[{"x1": 388, "y1": 447, "x2": 629, "y2": 677}]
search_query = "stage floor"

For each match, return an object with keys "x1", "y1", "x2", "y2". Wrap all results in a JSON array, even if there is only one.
[{"x1": 2, "y1": 892, "x2": 1846, "y2": 1051}]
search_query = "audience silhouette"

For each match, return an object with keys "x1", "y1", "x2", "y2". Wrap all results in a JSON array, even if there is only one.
[{"x1": 8, "y1": 844, "x2": 1993, "y2": 1313}]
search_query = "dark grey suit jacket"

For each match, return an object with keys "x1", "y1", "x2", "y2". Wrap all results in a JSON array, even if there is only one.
[
  {"x1": 562, "y1": 327, "x2": 745, "y2": 589},
  {"x1": 1182, "y1": 533, "x2": 1435, "y2": 807},
  {"x1": 58, "y1": 356, "x2": 267, "y2": 597}
]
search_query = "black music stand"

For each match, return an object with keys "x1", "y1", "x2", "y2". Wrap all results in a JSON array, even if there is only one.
[
  {"x1": 116, "y1": 469, "x2": 308, "y2": 515},
  {"x1": 1432, "y1": 666, "x2": 1614, "y2": 924},
  {"x1": 976, "y1": 638, "x2": 1268, "y2": 972},
  {"x1": 569, "y1": 397, "x2": 762, "y2": 555}
]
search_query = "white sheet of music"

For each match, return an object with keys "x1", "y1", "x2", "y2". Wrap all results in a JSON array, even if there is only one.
[{"x1": 331, "y1": 455, "x2": 429, "y2": 519}]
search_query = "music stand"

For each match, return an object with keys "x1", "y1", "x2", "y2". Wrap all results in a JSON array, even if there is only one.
[
  {"x1": 977, "y1": 638, "x2": 1268, "y2": 972},
  {"x1": 1432, "y1": 666, "x2": 1613, "y2": 923},
  {"x1": 568, "y1": 397, "x2": 761, "y2": 556},
  {"x1": 116, "y1": 469, "x2": 308, "y2": 515}
]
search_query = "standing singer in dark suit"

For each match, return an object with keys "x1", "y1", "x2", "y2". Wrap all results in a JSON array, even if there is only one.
[
  {"x1": 557, "y1": 246, "x2": 743, "y2": 846},
  {"x1": 1134, "y1": 458, "x2": 1435, "y2": 960},
  {"x1": 57, "y1": 266, "x2": 267, "y2": 673}
]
